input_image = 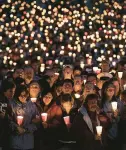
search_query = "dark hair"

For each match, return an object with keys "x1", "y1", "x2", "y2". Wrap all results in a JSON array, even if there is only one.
[
  {"x1": 84, "y1": 93, "x2": 98, "y2": 109},
  {"x1": 101, "y1": 80, "x2": 116, "y2": 107},
  {"x1": 38, "y1": 77, "x2": 50, "y2": 92},
  {"x1": 1, "y1": 79, "x2": 16, "y2": 92},
  {"x1": 14, "y1": 77, "x2": 25, "y2": 86},
  {"x1": 73, "y1": 66, "x2": 82, "y2": 72},
  {"x1": 40, "y1": 88, "x2": 54, "y2": 109},
  {"x1": 41, "y1": 88, "x2": 53, "y2": 98},
  {"x1": 87, "y1": 73, "x2": 97, "y2": 79},
  {"x1": 29, "y1": 80, "x2": 40, "y2": 88},
  {"x1": 63, "y1": 79, "x2": 74, "y2": 87},
  {"x1": 109, "y1": 77, "x2": 121, "y2": 97},
  {"x1": 60, "y1": 94, "x2": 73, "y2": 104},
  {"x1": 14, "y1": 85, "x2": 29, "y2": 98},
  {"x1": 14, "y1": 67, "x2": 23, "y2": 73}
]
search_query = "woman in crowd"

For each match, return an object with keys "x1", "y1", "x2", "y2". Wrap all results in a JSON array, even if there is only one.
[
  {"x1": 101, "y1": 80, "x2": 120, "y2": 150},
  {"x1": 0, "y1": 79, "x2": 16, "y2": 150},
  {"x1": 58, "y1": 94, "x2": 78, "y2": 150},
  {"x1": 35, "y1": 89, "x2": 62, "y2": 150},
  {"x1": 9, "y1": 85, "x2": 39, "y2": 150}
]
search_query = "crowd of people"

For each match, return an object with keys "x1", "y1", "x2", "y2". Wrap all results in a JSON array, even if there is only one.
[{"x1": 0, "y1": 0, "x2": 126, "y2": 150}]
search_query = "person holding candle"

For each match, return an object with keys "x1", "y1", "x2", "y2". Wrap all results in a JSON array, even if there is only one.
[
  {"x1": 9, "y1": 85, "x2": 39, "y2": 150},
  {"x1": 0, "y1": 79, "x2": 16, "y2": 150},
  {"x1": 101, "y1": 81, "x2": 120, "y2": 150},
  {"x1": 36, "y1": 89, "x2": 62, "y2": 150},
  {"x1": 71, "y1": 94, "x2": 109, "y2": 150},
  {"x1": 118, "y1": 90, "x2": 126, "y2": 150},
  {"x1": 58, "y1": 94, "x2": 78, "y2": 150}
]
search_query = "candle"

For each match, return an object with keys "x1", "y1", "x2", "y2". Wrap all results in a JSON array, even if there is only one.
[
  {"x1": 96, "y1": 68, "x2": 101, "y2": 74},
  {"x1": 60, "y1": 62, "x2": 63, "y2": 66},
  {"x1": 93, "y1": 67, "x2": 98, "y2": 73},
  {"x1": 63, "y1": 116, "x2": 70, "y2": 125},
  {"x1": 111, "y1": 102, "x2": 117, "y2": 112},
  {"x1": 55, "y1": 72, "x2": 59, "y2": 76},
  {"x1": 55, "y1": 59, "x2": 59, "y2": 64},
  {"x1": 68, "y1": 52, "x2": 72, "y2": 57},
  {"x1": 41, "y1": 113, "x2": 48, "y2": 122},
  {"x1": 31, "y1": 98, "x2": 37, "y2": 103},
  {"x1": 73, "y1": 53, "x2": 76, "y2": 58},
  {"x1": 96, "y1": 126, "x2": 102, "y2": 136},
  {"x1": 52, "y1": 50, "x2": 55, "y2": 55},
  {"x1": 112, "y1": 61, "x2": 116, "y2": 67},
  {"x1": 17, "y1": 116, "x2": 23, "y2": 126},
  {"x1": 37, "y1": 56, "x2": 41, "y2": 60},
  {"x1": 118, "y1": 72, "x2": 123, "y2": 79},
  {"x1": 83, "y1": 79, "x2": 86, "y2": 84},
  {"x1": 80, "y1": 63, "x2": 85, "y2": 69},
  {"x1": 74, "y1": 93, "x2": 81, "y2": 99},
  {"x1": 25, "y1": 60, "x2": 28, "y2": 65},
  {"x1": 40, "y1": 66, "x2": 45, "y2": 72},
  {"x1": 123, "y1": 84, "x2": 126, "y2": 90}
]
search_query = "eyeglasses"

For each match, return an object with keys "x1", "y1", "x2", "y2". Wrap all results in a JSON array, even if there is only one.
[{"x1": 107, "y1": 88, "x2": 115, "y2": 92}]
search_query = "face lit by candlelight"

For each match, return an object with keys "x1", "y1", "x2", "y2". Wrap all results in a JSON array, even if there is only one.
[
  {"x1": 62, "y1": 81, "x2": 73, "y2": 94},
  {"x1": 62, "y1": 101, "x2": 73, "y2": 114},
  {"x1": 19, "y1": 91, "x2": 29, "y2": 103},
  {"x1": 43, "y1": 92, "x2": 53, "y2": 106},
  {"x1": 29, "y1": 82, "x2": 40, "y2": 98},
  {"x1": 87, "y1": 98, "x2": 98, "y2": 112},
  {"x1": 83, "y1": 82, "x2": 95, "y2": 98},
  {"x1": 4, "y1": 87, "x2": 16, "y2": 100},
  {"x1": 106, "y1": 87, "x2": 115, "y2": 98},
  {"x1": 63, "y1": 66, "x2": 73, "y2": 79}
]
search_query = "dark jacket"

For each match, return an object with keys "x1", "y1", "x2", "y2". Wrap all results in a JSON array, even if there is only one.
[
  {"x1": 71, "y1": 106, "x2": 108, "y2": 150},
  {"x1": 9, "y1": 99, "x2": 39, "y2": 149},
  {"x1": 0, "y1": 94, "x2": 12, "y2": 148},
  {"x1": 59, "y1": 107, "x2": 78, "y2": 141}
]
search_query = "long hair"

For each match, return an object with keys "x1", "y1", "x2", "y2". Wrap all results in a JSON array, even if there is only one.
[
  {"x1": 40, "y1": 88, "x2": 54, "y2": 111},
  {"x1": 109, "y1": 77, "x2": 121, "y2": 98},
  {"x1": 101, "y1": 80, "x2": 117, "y2": 107},
  {"x1": 14, "y1": 85, "x2": 29, "y2": 101}
]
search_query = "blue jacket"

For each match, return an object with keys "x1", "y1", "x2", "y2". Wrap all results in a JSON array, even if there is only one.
[{"x1": 10, "y1": 99, "x2": 39, "y2": 149}]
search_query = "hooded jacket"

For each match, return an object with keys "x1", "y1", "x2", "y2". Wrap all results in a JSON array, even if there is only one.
[{"x1": 10, "y1": 99, "x2": 39, "y2": 149}]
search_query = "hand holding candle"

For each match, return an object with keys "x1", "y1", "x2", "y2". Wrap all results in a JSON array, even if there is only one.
[
  {"x1": 63, "y1": 116, "x2": 70, "y2": 127},
  {"x1": 118, "y1": 72, "x2": 123, "y2": 79},
  {"x1": 30, "y1": 98, "x2": 37, "y2": 103},
  {"x1": 74, "y1": 93, "x2": 81, "y2": 99},
  {"x1": 96, "y1": 126, "x2": 102, "y2": 137},
  {"x1": 111, "y1": 102, "x2": 117, "y2": 112},
  {"x1": 41, "y1": 113, "x2": 48, "y2": 122},
  {"x1": 17, "y1": 116, "x2": 23, "y2": 126}
]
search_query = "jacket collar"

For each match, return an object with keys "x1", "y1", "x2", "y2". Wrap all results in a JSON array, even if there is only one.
[{"x1": 79, "y1": 106, "x2": 100, "y2": 133}]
